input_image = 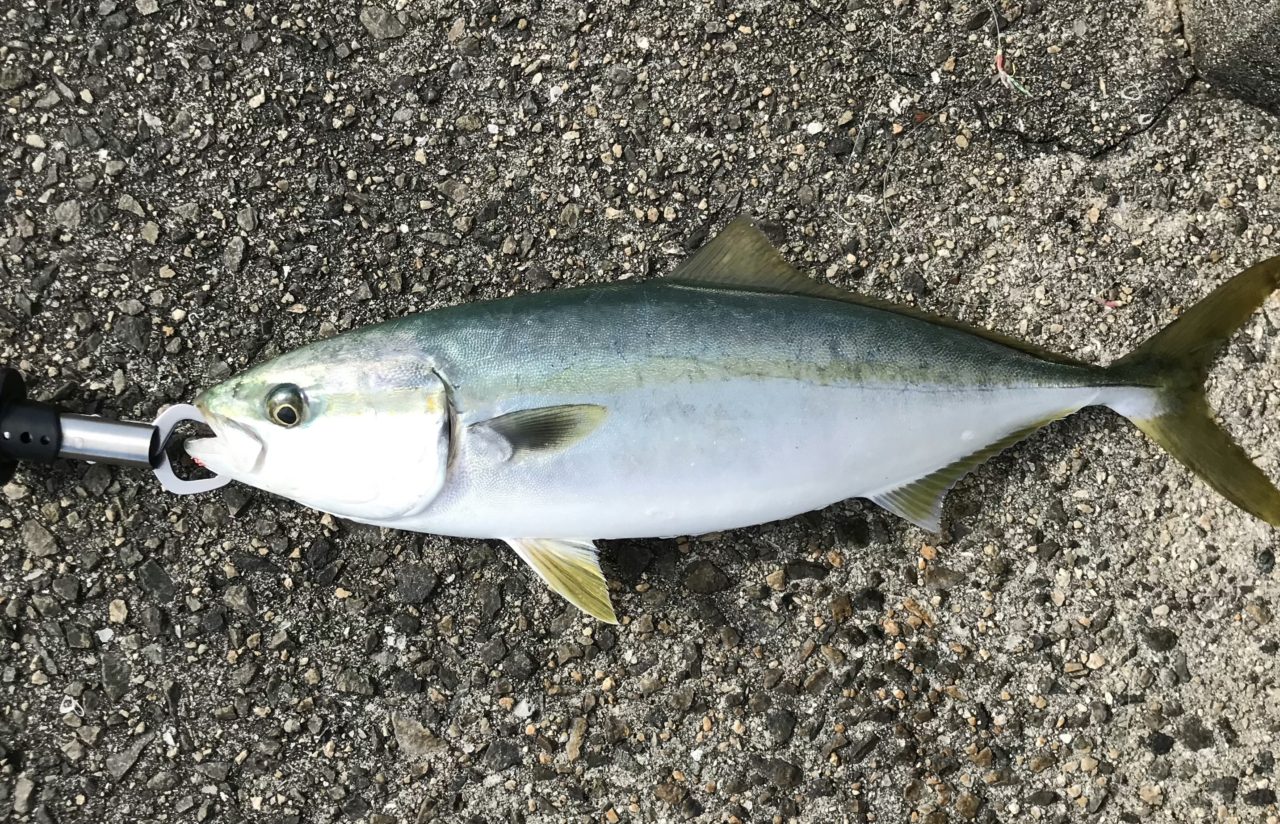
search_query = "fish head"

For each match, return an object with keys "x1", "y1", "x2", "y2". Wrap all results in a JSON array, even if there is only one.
[{"x1": 186, "y1": 334, "x2": 451, "y2": 522}]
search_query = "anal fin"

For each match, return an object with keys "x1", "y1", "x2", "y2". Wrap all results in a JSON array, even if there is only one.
[
  {"x1": 869, "y1": 411, "x2": 1075, "y2": 532},
  {"x1": 504, "y1": 538, "x2": 618, "y2": 623}
]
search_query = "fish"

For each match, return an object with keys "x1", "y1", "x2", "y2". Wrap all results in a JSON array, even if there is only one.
[{"x1": 186, "y1": 217, "x2": 1280, "y2": 623}]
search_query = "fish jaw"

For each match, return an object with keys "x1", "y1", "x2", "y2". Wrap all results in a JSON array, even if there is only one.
[{"x1": 184, "y1": 408, "x2": 267, "y2": 481}]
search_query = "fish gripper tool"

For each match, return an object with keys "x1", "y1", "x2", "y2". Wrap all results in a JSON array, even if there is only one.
[{"x1": 0, "y1": 367, "x2": 228, "y2": 495}]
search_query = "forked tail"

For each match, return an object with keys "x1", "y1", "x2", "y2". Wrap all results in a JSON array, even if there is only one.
[{"x1": 1109, "y1": 255, "x2": 1280, "y2": 525}]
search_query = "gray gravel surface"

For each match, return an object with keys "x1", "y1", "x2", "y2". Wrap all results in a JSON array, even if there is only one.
[{"x1": 2, "y1": 1, "x2": 1279, "y2": 822}]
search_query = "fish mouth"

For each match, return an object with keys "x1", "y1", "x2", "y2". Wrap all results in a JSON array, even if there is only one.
[{"x1": 184, "y1": 404, "x2": 267, "y2": 477}]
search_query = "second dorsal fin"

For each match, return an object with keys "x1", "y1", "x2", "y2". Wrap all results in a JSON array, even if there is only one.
[{"x1": 668, "y1": 216, "x2": 1087, "y2": 367}]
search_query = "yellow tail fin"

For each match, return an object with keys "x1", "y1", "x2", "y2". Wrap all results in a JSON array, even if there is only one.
[{"x1": 1111, "y1": 256, "x2": 1280, "y2": 525}]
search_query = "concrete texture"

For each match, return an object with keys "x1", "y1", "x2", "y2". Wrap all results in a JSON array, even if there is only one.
[
  {"x1": 1, "y1": 0, "x2": 1278, "y2": 822},
  {"x1": 1182, "y1": 0, "x2": 1280, "y2": 113}
]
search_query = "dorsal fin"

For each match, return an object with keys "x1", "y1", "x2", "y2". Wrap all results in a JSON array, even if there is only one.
[
  {"x1": 668, "y1": 216, "x2": 1086, "y2": 367},
  {"x1": 669, "y1": 216, "x2": 854, "y2": 300}
]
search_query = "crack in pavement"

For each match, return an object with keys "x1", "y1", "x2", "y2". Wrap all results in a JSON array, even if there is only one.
[{"x1": 972, "y1": 67, "x2": 1199, "y2": 160}]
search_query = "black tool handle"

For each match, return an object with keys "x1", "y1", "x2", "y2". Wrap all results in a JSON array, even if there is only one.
[{"x1": 0, "y1": 368, "x2": 62, "y2": 484}]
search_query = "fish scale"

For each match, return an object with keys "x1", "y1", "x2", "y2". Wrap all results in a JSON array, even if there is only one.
[{"x1": 397, "y1": 283, "x2": 1125, "y2": 540}]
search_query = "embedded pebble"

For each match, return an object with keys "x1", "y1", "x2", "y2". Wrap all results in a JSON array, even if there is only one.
[
  {"x1": 392, "y1": 714, "x2": 441, "y2": 758},
  {"x1": 222, "y1": 236, "x2": 248, "y2": 272},
  {"x1": 682, "y1": 559, "x2": 729, "y2": 593},
  {"x1": 20, "y1": 520, "x2": 57, "y2": 557},
  {"x1": 359, "y1": 7, "x2": 405, "y2": 40}
]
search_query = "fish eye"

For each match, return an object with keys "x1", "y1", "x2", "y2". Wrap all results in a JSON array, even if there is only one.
[{"x1": 266, "y1": 384, "x2": 305, "y2": 428}]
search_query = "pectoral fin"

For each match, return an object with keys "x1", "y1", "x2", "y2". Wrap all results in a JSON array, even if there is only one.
[
  {"x1": 504, "y1": 538, "x2": 618, "y2": 623},
  {"x1": 472, "y1": 405, "x2": 607, "y2": 459}
]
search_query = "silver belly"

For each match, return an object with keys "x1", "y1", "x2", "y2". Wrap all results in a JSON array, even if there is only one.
[{"x1": 384, "y1": 378, "x2": 1106, "y2": 539}]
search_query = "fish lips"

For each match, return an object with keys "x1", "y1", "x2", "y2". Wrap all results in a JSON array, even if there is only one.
[{"x1": 184, "y1": 411, "x2": 267, "y2": 478}]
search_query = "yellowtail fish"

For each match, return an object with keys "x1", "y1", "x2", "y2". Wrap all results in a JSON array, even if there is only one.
[{"x1": 187, "y1": 218, "x2": 1280, "y2": 622}]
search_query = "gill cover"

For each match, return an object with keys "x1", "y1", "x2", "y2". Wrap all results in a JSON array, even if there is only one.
[
  {"x1": 294, "y1": 371, "x2": 453, "y2": 521},
  {"x1": 188, "y1": 351, "x2": 453, "y2": 524}
]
